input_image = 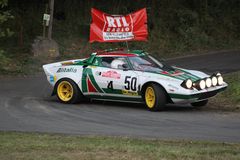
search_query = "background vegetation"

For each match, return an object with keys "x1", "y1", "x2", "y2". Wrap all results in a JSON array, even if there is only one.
[
  {"x1": 210, "y1": 71, "x2": 240, "y2": 111},
  {"x1": 0, "y1": 0, "x2": 240, "y2": 74}
]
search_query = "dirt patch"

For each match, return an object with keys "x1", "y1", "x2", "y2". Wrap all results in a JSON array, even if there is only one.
[{"x1": 32, "y1": 36, "x2": 59, "y2": 58}]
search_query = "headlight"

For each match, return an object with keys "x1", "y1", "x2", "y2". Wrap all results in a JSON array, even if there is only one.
[
  {"x1": 194, "y1": 79, "x2": 206, "y2": 90},
  {"x1": 186, "y1": 79, "x2": 193, "y2": 89},
  {"x1": 205, "y1": 78, "x2": 212, "y2": 88},
  {"x1": 181, "y1": 79, "x2": 193, "y2": 89},
  {"x1": 217, "y1": 75, "x2": 224, "y2": 85},
  {"x1": 211, "y1": 76, "x2": 218, "y2": 86},
  {"x1": 199, "y1": 80, "x2": 206, "y2": 90}
]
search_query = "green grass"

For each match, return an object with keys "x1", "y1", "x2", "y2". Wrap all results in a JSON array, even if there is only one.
[
  {"x1": 0, "y1": 132, "x2": 240, "y2": 160},
  {"x1": 209, "y1": 71, "x2": 240, "y2": 111}
]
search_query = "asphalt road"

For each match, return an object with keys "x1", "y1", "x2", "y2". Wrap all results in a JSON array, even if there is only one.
[
  {"x1": 167, "y1": 50, "x2": 240, "y2": 74},
  {"x1": 0, "y1": 50, "x2": 240, "y2": 142}
]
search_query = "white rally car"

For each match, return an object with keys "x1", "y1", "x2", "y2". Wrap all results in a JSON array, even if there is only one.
[{"x1": 43, "y1": 49, "x2": 227, "y2": 111}]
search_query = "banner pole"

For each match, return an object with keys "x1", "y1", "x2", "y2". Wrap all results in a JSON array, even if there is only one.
[{"x1": 125, "y1": 41, "x2": 129, "y2": 52}]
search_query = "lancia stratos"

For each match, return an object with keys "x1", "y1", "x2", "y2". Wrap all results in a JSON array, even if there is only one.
[{"x1": 43, "y1": 49, "x2": 227, "y2": 111}]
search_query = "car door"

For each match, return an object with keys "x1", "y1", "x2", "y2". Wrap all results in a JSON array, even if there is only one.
[{"x1": 89, "y1": 56, "x2": 141, "y2": 101}]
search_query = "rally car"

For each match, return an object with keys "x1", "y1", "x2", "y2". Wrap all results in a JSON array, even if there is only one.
[{"x1": 43, "y1": 49, "x2": 227, "y2": 111}]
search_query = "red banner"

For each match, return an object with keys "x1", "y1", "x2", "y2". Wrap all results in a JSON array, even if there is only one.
[{"x1": 89, "y1": 8, "x2": 148, "y2": 43}]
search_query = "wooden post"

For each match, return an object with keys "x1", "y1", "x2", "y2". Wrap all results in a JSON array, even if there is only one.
[{"x1": 48, "y1": 0, "x2": 54, "y2": 40}]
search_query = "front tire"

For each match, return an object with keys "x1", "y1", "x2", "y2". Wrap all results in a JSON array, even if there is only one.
[
  {"x1": 144, "y1": 83, "x2": 167, "y2": 111},
  {"x1": 191, "y1": 100, "x2": 208, "y2": 107},
  {"x1": 56, "y1": 79, "x2": 82, "y2": 104}
]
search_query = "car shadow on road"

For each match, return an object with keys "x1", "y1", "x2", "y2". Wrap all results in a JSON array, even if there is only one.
[
  {"x1": 52, "y1": 100, "x2": 201, "y2": 112},
  {"x1": 164, "y1": 104, "x2": 199, "y2": 112},
  {"x1": 44, "y1": 96, "x2": 200, "y2": 112}
]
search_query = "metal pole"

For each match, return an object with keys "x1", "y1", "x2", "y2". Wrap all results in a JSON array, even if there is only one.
[
  {"x1": 125, "y1": 41, "x2": 129, "y2": 51},
  {"x1": 48, "y1": 0, "x2": 54, "y2": 40}
]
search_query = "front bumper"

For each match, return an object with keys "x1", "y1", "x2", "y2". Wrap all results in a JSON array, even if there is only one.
[
  {"x1": 170, "y1": 84, "x2": 227, "y2": 103},
  {"x1": 189, "y1": 86, "x2": 227, "y2": 100}
]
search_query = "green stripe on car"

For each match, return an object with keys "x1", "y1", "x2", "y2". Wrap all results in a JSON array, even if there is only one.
[{"x1": 82, "y1": 68, "x2": 103, "y2": 93}]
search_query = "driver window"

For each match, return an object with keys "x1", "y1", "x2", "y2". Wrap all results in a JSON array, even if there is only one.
[
  {"x1": 100, "y1": 57, "x2": 129, "y2": 70},
  {"x1": 101, "y1": 57, "x2": 114, "y2": 68}
]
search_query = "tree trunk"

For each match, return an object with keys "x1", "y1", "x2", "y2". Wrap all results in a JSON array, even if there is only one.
[{"x1": 48, "y1": 0, "x2": 54, "y2": 40}]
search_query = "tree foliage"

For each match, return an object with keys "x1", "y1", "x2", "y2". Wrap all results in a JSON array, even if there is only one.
[
  {"x1": 4, "y1": 0, "x2": 240, "y2": 55},
  {"x1": 0, "y1": 0, "x2": 13, "y2": 38},
  {"x1": 0, "y1": 0, "x2": 13, "y2": 70}
]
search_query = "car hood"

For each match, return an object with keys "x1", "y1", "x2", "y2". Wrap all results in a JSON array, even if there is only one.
[{"x1": 156, "y1": 67, "x2": 206, "y2": 82}]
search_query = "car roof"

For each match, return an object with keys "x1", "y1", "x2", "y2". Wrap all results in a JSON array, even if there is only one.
[
  {"x1": 95, "y1": 50, "x2": 146, "y2": 57},
  {"x1": 97, "y1": 51, "x2": 137, "y2": 57},
  {"x1": 80, "y1": 49, "x2": 146, "y2": 65}
]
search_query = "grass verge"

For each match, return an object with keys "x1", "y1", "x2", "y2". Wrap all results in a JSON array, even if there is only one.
[
  {"x1": 209, "y1": 71, "x2": 240, "y2": 111},
  {"x1": 0, "y1": 132, "x2": 240, "y2": 160}
]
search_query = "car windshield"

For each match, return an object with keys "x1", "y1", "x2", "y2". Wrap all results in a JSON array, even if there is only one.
[{"x1": 128, "y1": 55, "x2": 174, "y2": 73}]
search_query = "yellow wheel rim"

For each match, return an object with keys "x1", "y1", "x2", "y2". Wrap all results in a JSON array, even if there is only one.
[
  {"x1": 145, "y1": 86, "x2": 156, "y2": 108},
  {"x1": 57, "y1": 81, "x2": 73, "y2": 102}
]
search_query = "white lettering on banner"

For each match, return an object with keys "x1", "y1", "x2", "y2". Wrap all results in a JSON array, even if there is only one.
[
  {"x1": 103, "y1": 32, "x2": 134, "y2": 40},
  {"x1": 106, "y1": 27, "x2": 130, "y2": 32},
  {"x1": 103, "y1": 15, "x2": 133, "y2": 41},
  {"x1": 122, "y1": 17, "x2": 129, "y2": 27},
  {"x1": 106, "y1": 17, "x2": 116, "y2": 27},
  {"x1": 106, "y1": 16, "x2": 129, "y2": 27},
  {"x1": 115, "y1": 17, "x2": 121, "y2": 27}
]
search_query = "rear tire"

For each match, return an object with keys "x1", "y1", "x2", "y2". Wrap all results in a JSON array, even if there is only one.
[
  {"x1": 144, "y1": 83, "x2": 166, "y2": 111},
  {"x1": 191, "y1": 100, "x2": 208, "y2": 107},
  {"x1": 56, "y1": 78, "x2": 83, "y2": 104}
]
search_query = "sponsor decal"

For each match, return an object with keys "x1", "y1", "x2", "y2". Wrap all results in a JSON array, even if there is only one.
[
  {"x1": 161, "y1": 70, "x2": 184, "y2": 76},
  {"x1": 169, "y1": 89, "x2": 175, "y2": 92},
  {"x1": 102, "y1": 70, "x2": 121, "y2": 79},
  {"x1": 170, "y1": 70, "x2": 184, "y2": 76},
  {"x1": 161, "y1": 71, "x2": 169, "y2": 75},
  {"x1": 57, "y1": 67, "x2": 77, "y2": 73},
  {"x1": 122, "y1": 90, "x2": 138, "y2": 96},
  {"x1": 89, "y1": 66, "x2": 97, "y2": 68},
  {"x1": 61, "y1": 61, "x2": 74, "y2": 66},
  {"x1": 160, "y1": 70, "x2": 200, "y2": 81},
  {"x1": 49, "y1": 75, "x2": 57, "y2": 83}
]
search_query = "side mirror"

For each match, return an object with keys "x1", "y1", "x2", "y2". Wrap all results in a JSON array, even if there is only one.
[
  {"x1": 83, "y1": 65, "x2": 88, "y2": 68},
  {"x1": 122, "y1": 64, "x2": 129, "y2": 71},
  {"x1": 82, "y1": 62, "x2": 89, "y2": 68}
]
